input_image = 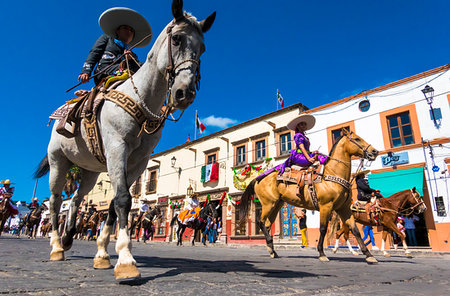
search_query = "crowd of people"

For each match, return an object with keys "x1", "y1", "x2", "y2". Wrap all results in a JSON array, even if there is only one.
[{"x1": 201, "y1": 217, "x2": 222, "y2": 244}]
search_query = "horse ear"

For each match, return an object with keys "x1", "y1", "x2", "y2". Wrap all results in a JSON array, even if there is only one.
[
  {"x1": 172, "y1": 0, "x2": 184, "y2": 21},
  {"x1": 200, "y1": 11, "x2": 216, "y2": 33},
  {"x1": 413, "y1": 187, "x2": 416, "y2": 192}
]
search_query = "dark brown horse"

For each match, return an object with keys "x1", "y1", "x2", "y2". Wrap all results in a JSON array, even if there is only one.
[
  {"x1": 332, "y1": 188, "x2": 426, "y2": 257},
  {"x1": 23, "y1": 204, "x2": 48, "y2": 239},
  {"x1": 137, "y1": 208, "x2": 161, "y2": 243},
  {"x1": 75, "y1": 212, "x2": 88, "y2": 240},
  {"x1": 238, "y1": 130, "x2": 379, "y2": 263},
  {"x1": 0, "y1": 194, "x2": 14, "y2": 236},
  {"x1": 170, "y1": 203, "x2": 218, "y2": 246},
  {"x1": 86, "y1": 212, "x2": 100, "y2": 240}
]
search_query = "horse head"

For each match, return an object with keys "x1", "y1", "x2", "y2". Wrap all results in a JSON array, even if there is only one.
[
  {"x1": 407, "y1": 187, "x2": 427, "y2": 214},
  {"x1": 154, "y1": 0, "x2": 216, "y2": 110},
  {"x1": 151, "y1": 207, "x2": 162, "y2": 220},
  {"x1": 341, "y1": 129, "x2": 378, "y2": 161}
]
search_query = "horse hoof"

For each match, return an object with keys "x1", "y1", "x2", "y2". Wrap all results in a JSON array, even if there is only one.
[
  {"x1": 352, "y1": 252, "x2": 359, "y2": 256},
  {"x1": 93, "y1": 257, "x2": 112, "y2": 269},
  {"x1": 332, "y1": 249, "x2": 337, "y2": 254},
  {"x1": 319, "y1": 256, "x2": 329, "y2": 262},
  {"x1": 383, "y1": 253, "x2": 391, "y2": 257},
  {"x1": 366, "y1": 256, "x2": 378, "y2": 264},
  {"x1": 114, "y1": 264, "x2": 141, "y2": 280},
  {"x1": 50, "y1": 251, "x2": 65, "y2": 261},
  {"x1": 405, "y1": 252, "x2": 412, "y2": 258}
]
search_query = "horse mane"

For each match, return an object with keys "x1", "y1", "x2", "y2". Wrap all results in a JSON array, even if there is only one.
[
  {"x1": 384, "y1": 189, "x2": 409, "y2": 201},
  {"x1": 324, "y1": 135, "x2": 343, "y2": 165}
]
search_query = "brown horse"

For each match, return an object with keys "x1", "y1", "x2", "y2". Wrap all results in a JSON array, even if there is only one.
[
  {"x1": 24, "y1": 204, "x2": 48, "y2": 239},
  {"x1": 332, "y1": 188, "x2": 426, "y2": 257},
  {"x1": 75, "y1": 212, "x2": 88, "y2": 240},
  {"x1": 238, "y1": 129, "x2": 379, "y2": 263},
  {"x1": 0, "y1": 194, "x2": 14, "y2": 236},
  {"x1": 86, "y1": 212, "x2": 100, "y2": 240},
  {"x1": 41, "y1": 219, "x2": 52, "y2": 238}
]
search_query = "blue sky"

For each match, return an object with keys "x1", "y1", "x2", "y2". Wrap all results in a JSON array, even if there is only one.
[{"x1": 2, "y1": 0, "x2": 450, "y2": 202}]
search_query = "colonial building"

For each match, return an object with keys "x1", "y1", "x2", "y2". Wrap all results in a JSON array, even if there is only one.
[{"x1": 99, "y1": 64, "x2": 450, "y2": 251}]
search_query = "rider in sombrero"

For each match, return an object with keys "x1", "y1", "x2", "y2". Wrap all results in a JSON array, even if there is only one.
[
  {"x1": 0, "y1": 179, "x2": 19, "y2": 216},
  {"x1": 278, "y1": 114, "x2": 328, "y2": 174},
  {"x1": 78, "y1": 7, "x2": 152, "y2": 86}
]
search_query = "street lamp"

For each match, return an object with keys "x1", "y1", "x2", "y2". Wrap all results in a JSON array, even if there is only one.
[
  {"x1": 187, "y1": 184, "x2": 194, "y2": 197},
  {"x1": 421, "y1": 85, "x2": 438, "y2": 127},
  {"x1": 171, "y1": 156, "x2": 181, "y2": 175}
]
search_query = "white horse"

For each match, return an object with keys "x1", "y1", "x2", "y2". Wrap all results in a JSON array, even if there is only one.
[{"x1": 34, "y1": 0, "x2": 215, "y2": 280}]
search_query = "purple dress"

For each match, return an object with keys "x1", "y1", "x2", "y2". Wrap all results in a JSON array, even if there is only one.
[{"x1": 259, "y1": 132, "x2": 328, "y2": 177}]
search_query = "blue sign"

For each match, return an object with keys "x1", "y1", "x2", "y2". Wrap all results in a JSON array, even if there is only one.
[
  {"x1": 381, "y1": 152, "x2": 409, "y2": 167},
  {"x1": 432, "y1": 165, "x2": 440, "y2": 172}
]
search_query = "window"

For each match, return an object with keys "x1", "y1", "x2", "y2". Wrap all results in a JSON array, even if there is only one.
[
  {"x1": 280, "y1": 132, "x2": 292, "y2": 155},
  {"x1": 254, "y1": 202, "x2": 262, "y2": 235},
  {"x1": 435, "y1": 196, "x2": 447, "y2": 217},
  {"x1": 146, "y1": 169, "x2": 158, "y2": 194},
  {"x1": 255, "y1": 140, "x2": 266, "y2": 162},
  {"x1": 387, "y1": 112, "x2": 414, "y2": 147},
  {"x1": 234, "y1": 207, "x2": 246, "y2": 235},
  {"x1": 132, "y1": 176, "x2": 141, "y2": 196},
  {"x1": 236, "y1": 145, "x2": 246, "y2": 166},
  {"x1": 207, "y1": 154, "x2": 216, "y2": 164},
  {"x1": 331, "y1": 126, "x2": 350, "y2": 145},
  {"x1": 379, "y1": 104, "x2": 421, "y2": 151}
]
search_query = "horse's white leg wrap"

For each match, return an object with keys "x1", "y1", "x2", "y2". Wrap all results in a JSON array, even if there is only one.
[
  {"x1": 115, "y1": 228, "x2": 136, "y2": 266},
  {"x1": 95, "y1": 224, "x2": 112, "y2": 260},
  {"x1": 332, "y1": 239, "x2": 339, "y2": 253},
  {"x1": 49, "y1": 230, "x2": 64, "y2": 260},
  {"x1": 381, "y1": 239, "x2": 389, "y2": 256},
  {"x1": 347, "y1": 239, "x2": 358, "y2": 255},
  {"x1": 403, "y1": 239, "x2": 411, "y2": 256}
]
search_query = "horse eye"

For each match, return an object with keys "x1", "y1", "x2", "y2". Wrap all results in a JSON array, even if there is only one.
[{"x1": 172, "y1": 35, "x2": 182, "y2": 46}]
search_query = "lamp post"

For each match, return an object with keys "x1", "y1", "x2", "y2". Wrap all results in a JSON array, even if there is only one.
[
  {"x1": 187, "y1": 184, "x2": 194, "y2": 197},
  {"x1": 421, "y1": 85, "x2": 438, "y2": 127},
  {"x1": 171, "y1": 156, "x2": 181, "y2": 175}
]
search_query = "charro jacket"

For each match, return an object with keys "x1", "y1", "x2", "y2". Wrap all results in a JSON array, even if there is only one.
[{"x1": 80, "y1": 34, "x2": 140, "y2": 84}]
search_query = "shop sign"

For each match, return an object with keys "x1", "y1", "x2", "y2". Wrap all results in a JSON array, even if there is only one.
[
  {"x1": 158, "y1": 197, "x2": 168, "y2": 205},
  {"x1": 381, "y1": 152, "x2": 409, "y2": 167}
]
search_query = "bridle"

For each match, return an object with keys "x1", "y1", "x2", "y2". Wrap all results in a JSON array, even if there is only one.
[
  {"x1": 398, "y1": 189, "x2": 425, "y2": 216},
  {"x1": 345, "y1": 131, "x2": 375, "y2": 160},
  {"x1": 126, "y1": 18, "x2": 203, "y2": 128}
]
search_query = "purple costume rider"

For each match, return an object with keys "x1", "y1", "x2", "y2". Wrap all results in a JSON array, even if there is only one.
[{"x1": 259, "y1": 114, "x2": 328, "y2": 177}]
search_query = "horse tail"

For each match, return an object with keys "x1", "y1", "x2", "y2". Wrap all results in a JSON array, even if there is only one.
[
  {"x1": 238, "y1": 179, "x2": 257, "y2": 225},
  {"x1": 33, "y1": 154, "x2": 50, "y2": 179},
  {"x1": 170, "y1": 214, "x2": 178, "y2": 227}
]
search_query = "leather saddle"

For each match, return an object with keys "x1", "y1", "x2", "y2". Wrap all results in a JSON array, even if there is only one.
[{"x1": 276, "y1": 164, "x2": 324, "y2": 197}]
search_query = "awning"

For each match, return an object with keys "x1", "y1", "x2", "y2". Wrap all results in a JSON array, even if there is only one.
[{"x1": 368, "y1": 166, "x2": 424, "y2": 198}]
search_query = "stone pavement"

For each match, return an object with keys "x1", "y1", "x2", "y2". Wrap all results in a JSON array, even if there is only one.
[{"x1": 0, "y1": 234, "x2": 449, "y2": 295}]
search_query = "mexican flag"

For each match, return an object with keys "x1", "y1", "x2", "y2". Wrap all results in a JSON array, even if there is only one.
[
  {"x1": 201, "y1": 162, "x2": 219, "y2": 183},
  {"x1": 196, "y1": 113, "x2": 206, "y2": 134}
]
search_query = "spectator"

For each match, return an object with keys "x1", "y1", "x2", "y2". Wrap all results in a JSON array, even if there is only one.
[
  {"x1": 210, "y1": 218, "x2": 217, "y2": 243},
  {"x1": 295, "y1": 209, "x2": 308, "y2": 248},
  {"x1": 202, "y1": 216, "x2": 211, "y2": 245},
  {"x1": 362, "y1": 226, "x2": 379, "y2": 250},
  {"x1": 216, "y1": 217, "x2": 222, "y2": 242},
  {"x1": 404, "y1": 214, "x2": 419, "y2": 246},
  {"x1": 393, "y1": 217, "x2": 405, "y2": 250}
]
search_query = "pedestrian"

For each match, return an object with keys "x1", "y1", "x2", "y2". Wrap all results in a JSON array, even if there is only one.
[
  {"x1": 362, "y1": 225, "x2": 379, "y2": 250},
  {"x1": 210, "y1": 218, "x2": 217, "y2": 243},
  {"x1": 404, "y1": 214, "x2": 419, "y2": 246},
  {"x1": 393, "y1": 217, "x2": 405, "y2": 250},
  {"x1": 202, "y1": 216, "x2": 211, "y2": 245},
  {"x1": 295, "y1": 209, "x2": 308, "y2": 248},
  {"x1": 216, "y1": 217, "x2": 222, "y2": 242}
]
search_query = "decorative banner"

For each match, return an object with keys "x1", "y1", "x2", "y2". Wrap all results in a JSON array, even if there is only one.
[{"x1": 232, "y1": 158, "x2": 273, "y2": 190}]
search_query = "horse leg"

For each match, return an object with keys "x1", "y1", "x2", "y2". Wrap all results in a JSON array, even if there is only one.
[
  {"x1": 259, "y1": 200, "x2": 283, "y2": 259},
  {"x1": 62, "y1": 170, "x2": 99, "y2": 251},
  {"x1": 387, "y1": 219, "x2": 412, "y2": 257},
  {"x1": 336, "y1": 207, "x2": 377, "y2": 264},
  {"x1": 94, "y1": 201, "x2": 115, "y2": 269},
  {"x1": 317, "y1": 203, "x2": 333, "y2": 262},
  {"x1": 178, "y1": 225, "x2": 185, "y2": 246},
  {"x1": 332, "y1": 227, "x2": 345, "y2": 254},
  {"x1": 381, "y1": 229, "x2": 390, "y2": 257},
  {"x1": 192, "y1": 228, "x2": 197, "y2": 246}
]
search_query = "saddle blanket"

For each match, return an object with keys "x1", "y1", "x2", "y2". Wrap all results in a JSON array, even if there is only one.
[{"x1": 177, "y1": 207, "x2": 201, "y2": 225}]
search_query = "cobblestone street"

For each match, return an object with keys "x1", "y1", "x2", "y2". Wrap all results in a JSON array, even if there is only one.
[{"x1": 1, "y1": 234, "x2": 449, "y2": 295}]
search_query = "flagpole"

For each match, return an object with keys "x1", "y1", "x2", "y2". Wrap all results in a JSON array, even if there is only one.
[
  {"x1": 194, "y1": 110, "x2": 197, "y2": 140},
  {"x1": 276, "y1": 89, "x2": 279, "y2": 111}
]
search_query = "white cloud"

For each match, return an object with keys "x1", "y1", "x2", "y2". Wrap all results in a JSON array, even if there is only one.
[{"x1": 202, "y1": 115, "x2": 238, "y2": 129}]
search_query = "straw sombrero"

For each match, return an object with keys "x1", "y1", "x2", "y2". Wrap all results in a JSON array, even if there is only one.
[
  {"x1": 1, "y1": 179, "x2": 15, "y2": 185},
  {"x1": 99, "y1": 7, "x2": 152, "y2": 48},
  {"x1": 287, "y1": 114, "x2": 316, "y2": 131}
]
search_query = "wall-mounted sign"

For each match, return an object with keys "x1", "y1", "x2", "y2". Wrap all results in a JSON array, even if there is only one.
[
  {"x1": 381, "y1": 152, "x2": 409, "y2": 167},
  {"x1": 359, "y1": 99, "x2": 370, "y2": 112}
]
